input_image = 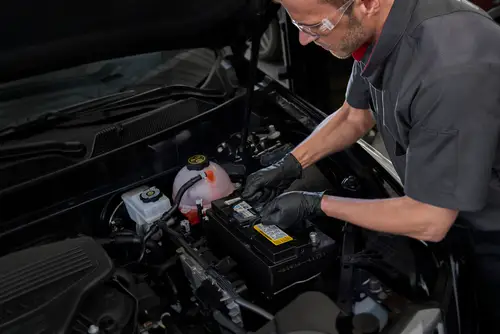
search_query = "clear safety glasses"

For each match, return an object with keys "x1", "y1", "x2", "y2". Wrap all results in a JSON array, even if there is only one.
[{"x1": 287, "y1": 0, "x2": 355, "y2": 38}]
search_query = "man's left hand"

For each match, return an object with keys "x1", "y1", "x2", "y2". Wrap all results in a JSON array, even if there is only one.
[{"x1": 260, "y1": 191, "x2": 325, "y2": 229}]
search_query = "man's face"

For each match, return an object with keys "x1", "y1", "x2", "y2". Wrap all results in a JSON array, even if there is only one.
[{"x1": 281, "y1": 0, "x2": 374, "y2": 59}]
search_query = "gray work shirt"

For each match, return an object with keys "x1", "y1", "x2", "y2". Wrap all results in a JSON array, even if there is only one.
[{"x1": 346, "y1": 0, "x2": 500, "y2": 231}]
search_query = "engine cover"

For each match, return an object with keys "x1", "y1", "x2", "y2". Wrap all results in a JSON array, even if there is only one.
[
  {"x1": 205, "y1": 192, "x2": 337, "y2": 296},
  {"x1": 0, "y1": 237, "x2": 113, "y2": 334}
]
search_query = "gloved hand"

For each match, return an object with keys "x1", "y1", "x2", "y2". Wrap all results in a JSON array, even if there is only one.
[
  {"x1": 260, "y1": 191, "x2": 325, "y2": 229},
  {"x1": 242, "y1": 153, "x2": 303, "y2": 202}
]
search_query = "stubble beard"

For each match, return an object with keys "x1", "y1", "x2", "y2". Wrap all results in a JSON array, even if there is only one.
[{"x1": 330, "y1": 14, "x2": 367, "y2": 60}]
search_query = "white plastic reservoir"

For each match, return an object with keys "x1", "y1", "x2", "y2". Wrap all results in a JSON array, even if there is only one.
[
  {"x1": 172, "y1": 155, "x2": 234, "y2": 224},
  {"x1": 121, "y1": 186, "x2": 171, "y2": 235}
]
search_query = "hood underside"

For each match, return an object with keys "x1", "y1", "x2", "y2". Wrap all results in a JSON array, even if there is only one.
[{"x1": 1, "y1": 0, "x2": 258, "y2": 83}]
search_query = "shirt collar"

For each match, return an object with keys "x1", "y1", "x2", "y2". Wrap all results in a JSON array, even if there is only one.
[
  {"x1": 359, "y1": 0, "x2": 419, "y2": 80},
  {"x1": 352, "y1": 43, "x2": 369, "y2": 61}
]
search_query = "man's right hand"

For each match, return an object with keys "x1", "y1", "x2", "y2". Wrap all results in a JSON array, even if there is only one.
[{"x1": 241, "y1": 153, "x2": 303, "y2": 202}]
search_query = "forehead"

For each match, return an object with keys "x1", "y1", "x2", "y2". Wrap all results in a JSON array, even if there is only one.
[{"x1": 280, "y1": 0, "x2": 337, "y2": 23}]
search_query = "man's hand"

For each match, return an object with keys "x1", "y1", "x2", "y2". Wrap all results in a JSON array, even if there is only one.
[
  {"x1": 242, "y1": 102, "x2": 372, "y2": 203},
  {"x1": 242, "y1": 153, "x2": 303, "y2": 202},
  {"x1": 260, "y1": 192, "x2": 458, "y2": 242},
  {"x1": 260, "y1": 191, "x2": 325, "y2": 229}
]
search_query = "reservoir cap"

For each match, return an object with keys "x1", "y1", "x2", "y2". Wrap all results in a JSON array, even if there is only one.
[
  {"x1": 187, "y1": 154, "x2": 209, "y2": 171},
  {"x1": 140, "y1": 187, "x2": 162, "y2": 203}
]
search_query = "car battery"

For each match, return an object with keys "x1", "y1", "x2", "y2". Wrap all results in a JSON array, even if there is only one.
[{"x1": 205, "y1": 192, "x2": 337, "y2": 296}]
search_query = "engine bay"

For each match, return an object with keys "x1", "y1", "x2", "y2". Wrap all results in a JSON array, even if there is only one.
[{"x1": 0, "y1": 87, "x2": 447, "y2": 334}]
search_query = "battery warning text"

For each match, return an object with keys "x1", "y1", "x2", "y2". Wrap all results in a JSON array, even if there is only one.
[{"x1": 254, "y1": 223, "x2": 293, "y2": 246}]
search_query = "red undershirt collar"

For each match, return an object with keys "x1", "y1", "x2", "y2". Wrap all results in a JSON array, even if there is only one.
[{"x1": 352, "y1": 43, "x2": 370, "y2": 61}]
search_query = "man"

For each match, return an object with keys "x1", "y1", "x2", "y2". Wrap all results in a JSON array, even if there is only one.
[{"x1": 242, "y1": 0, "x2": 500, "y2": 330}]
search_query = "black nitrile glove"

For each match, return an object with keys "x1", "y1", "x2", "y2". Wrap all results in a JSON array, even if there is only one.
[
  {"x1": 260, "y1": 191, "x2": 325, "y2": 229},
  {"x1": 242, "y1": 153, "x2": 303, "y2": 203}
]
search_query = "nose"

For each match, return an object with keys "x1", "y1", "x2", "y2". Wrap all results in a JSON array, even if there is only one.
[{"x1": 299, "y1": 31, "x2": 316, "y2": 46}]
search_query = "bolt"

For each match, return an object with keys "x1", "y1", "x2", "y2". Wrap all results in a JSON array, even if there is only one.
[
  {"x1": 309, "y1": 232, "x2": 320, "y2": 246},
  {"x1": 268, "y1": 125, "x2": 281, "y2": 140},
  {"x1": 88, "y1": 325, "x2": 100, "y2": 334},
  {"x1": 369, "y1": 278, "x2": 382, "y2": 294}
]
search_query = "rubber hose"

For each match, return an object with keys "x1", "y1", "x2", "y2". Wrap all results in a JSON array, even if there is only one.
[
  {"x1": 173, "y1": 174, "x2": 203, "y2": 208},
  {"x1": 137, "y1": 173, "x2": 205, "y2": 263},
  {"x1": 114, "y1": 268, "x2": 135, "y2": 288},
  {"x1": 152, "y1": 173, "x2": 204, "y2": 227},
  {"x1": 97, "y1": 236, "x2": 159, "y2": 250},
  {"x1": 155, "y1": 255, "x2": 179, "y2": 276},
  {"x1": 213, "y1": 311, "x2": 246, "y2": 334},
  {"x1": 234, "y1": 298, "x2": 274, "y2": 321},
  {"x1": 137, "y1": 224, "x2": 162, "y2": 262}
]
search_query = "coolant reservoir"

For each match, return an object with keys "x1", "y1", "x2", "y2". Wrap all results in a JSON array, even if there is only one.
[{"x1": 173, "y1": 154, "x2": 234, "y2": 224}]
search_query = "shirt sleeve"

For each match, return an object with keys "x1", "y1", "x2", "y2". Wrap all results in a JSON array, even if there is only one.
[
  {"x1": 404, "y1": 69, "x2": 500, "y2": 212},
  {"x1": 345, "y1": 60, "x2": 371, "y2": 110}
]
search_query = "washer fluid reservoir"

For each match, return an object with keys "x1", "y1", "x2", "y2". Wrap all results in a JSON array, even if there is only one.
[{"x1": 173, "y1": 155, "x2": 234, "y2": 224}]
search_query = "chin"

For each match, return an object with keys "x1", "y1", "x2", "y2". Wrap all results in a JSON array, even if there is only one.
[{"x1": 329, "y1": 50, "x2": 352, "y2": 59}]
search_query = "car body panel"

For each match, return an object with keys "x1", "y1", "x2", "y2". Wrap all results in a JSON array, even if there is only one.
[{"x1": 0, "y1": 0, "x2": 257, "y2": 83}]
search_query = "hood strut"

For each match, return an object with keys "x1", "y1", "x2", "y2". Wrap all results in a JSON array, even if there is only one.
[{"x1": 240, "y1": 1, "x2": 268, "y2": 166}]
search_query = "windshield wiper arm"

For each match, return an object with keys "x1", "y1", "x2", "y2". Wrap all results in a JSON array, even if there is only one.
[
  {"x1": 57, "y1": 88, "x2": 228, "y2": 128},
  {"x1": 95, "y1": 85, "x2": 225, "y2": 107},
  {"x1": 0, "y1": 90, "x2": 136, "y2": 139},
  {"x1": 0, "y1": 85, "x2": 226, "y2": 141},
  {"x1": 77, "y1": 85, "x2": 226, "y2": 116}
]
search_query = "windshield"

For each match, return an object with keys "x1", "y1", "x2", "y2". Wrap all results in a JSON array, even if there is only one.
[
  {"x1": 0, "y1": 48, "x2": 217, "y2": 131},
  {"x1": 0, "y1": 47, "x2": 238, "y2": 193}
]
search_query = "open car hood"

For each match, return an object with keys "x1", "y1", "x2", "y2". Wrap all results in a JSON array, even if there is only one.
[{"x1": 1, "y1": 0, "x2": 266, "y2": 83}]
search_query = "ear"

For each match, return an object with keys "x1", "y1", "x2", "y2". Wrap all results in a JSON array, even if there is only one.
[{"x1": 358, "y1": 0, "x2": 381, "y2": 16}]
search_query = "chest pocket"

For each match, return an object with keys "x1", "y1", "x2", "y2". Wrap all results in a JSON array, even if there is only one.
[{"x1": 368, "y1": 85, "x2": 407, "y2": 156}]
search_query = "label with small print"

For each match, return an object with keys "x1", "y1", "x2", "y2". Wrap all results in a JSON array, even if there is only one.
[
  {"x1": 232, "y1": 201, "x2": 256, "y2": 222},
  {"x1": 254, "y1": 223, "x2": 293, "y2": 246}
]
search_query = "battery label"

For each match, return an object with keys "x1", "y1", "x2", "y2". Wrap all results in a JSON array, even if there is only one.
[
  {"x1": 254, "y1": 223, "x2": 293, "y2": 246},
  {"x1": 233, "y1": 201, "x2": 256, "y2": 220}
]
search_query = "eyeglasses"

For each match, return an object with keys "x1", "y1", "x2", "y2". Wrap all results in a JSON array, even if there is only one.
[{"x1": 287, "y1": 0, "x2": 355, "y2": 38}]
